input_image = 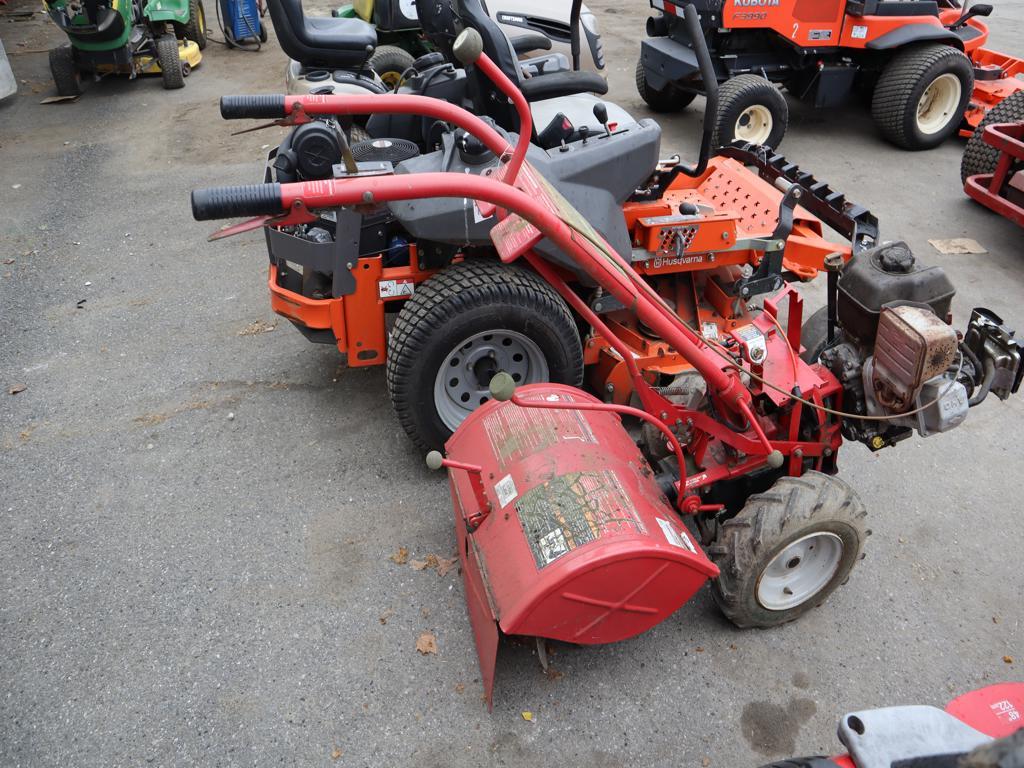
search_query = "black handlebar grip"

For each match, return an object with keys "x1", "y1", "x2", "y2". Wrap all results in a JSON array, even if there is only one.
[
  {"x1": 191, "y1": 184, "x2": 284, "y2": 221},
  {"x1": 220, "y1": 95, "x2": 288, "y2": 120}
]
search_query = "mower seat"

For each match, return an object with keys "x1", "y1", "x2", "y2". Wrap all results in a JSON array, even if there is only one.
[
  {"x1": 457, "y1": 0, "x2": 606, "y2": 130},
  {"x1": 266, "y1": 0, "x2": 376, "y2": 69}
]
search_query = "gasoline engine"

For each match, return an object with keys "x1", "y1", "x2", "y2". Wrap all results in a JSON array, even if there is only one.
[{"x1": 817, "y1": 241, "x2": 1022, "y2": 449}]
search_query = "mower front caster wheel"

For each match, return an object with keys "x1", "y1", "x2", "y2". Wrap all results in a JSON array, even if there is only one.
[
  {"x1": 708, "y1": 472, "x2": 868, "y2": 628},
  {"x1": 713, "y1": 74, "x2": 788, "y2": 149},
  {"x1": 156, "y1": 35, "x2": 185, "y2": 90},
  {"x1": 386, "y1": 260, "x2": 583, "y2": 452},
  {"x1": 49, "y1": 45, "x2": 82, "y2": 97}
]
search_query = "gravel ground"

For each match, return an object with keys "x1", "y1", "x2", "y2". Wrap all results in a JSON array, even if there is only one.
[{"x1": 1, "y1": 0, "x2": 1022, "y2": 765}]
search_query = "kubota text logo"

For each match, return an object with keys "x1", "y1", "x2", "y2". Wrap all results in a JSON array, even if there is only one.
[{"x1": 734, "y1": 0, "x2": 779, "y2": 6}]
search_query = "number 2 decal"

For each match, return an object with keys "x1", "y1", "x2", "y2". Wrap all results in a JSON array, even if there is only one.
[{"x1": 792, "y1": 22, "x2": 799, "y2": 39}]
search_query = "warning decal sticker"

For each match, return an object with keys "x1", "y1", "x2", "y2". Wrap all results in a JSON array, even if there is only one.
[
  {"x1": 515, "y1": 470, "x2": 646, "y2": 569},
  {"x1": 656, "y1": 517, "x2": 696, "y2": 553},
  {"x1": 481, "y1": 392, "x2": 596, "y2": 469}
]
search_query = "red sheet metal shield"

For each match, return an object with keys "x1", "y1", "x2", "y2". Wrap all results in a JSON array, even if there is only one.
[{"x1": 445, "y1": 384, "x2": 719, "y2": 706}]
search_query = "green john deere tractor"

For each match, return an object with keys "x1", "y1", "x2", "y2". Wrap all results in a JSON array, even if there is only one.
[{"x1": 45, "y1": 0, "x2": 208, "y2": 96}]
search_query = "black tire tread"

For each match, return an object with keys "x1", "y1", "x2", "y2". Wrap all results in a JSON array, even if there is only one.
[
  {"x1": 178, "y1": 0, "x2": 207, "y2": 49},
  {"x1": 871, "y1": 43, "x2": 972, "y2": 150},
  {"x1": 635, "y1": 57, "x2": 695, "y2": 113},
  {"x1": 368, "y1": 45, "x2": 416, "y2": 87},
  {"x1": 49, "y1": 45, "x2": 81, "y2": 97},
  {"x1": 799, "y1": 306, "x2": 830, "y2": 364},
  {"x1": 960, "y1": 91, "x2": 1024, "y2": 184},
  {"x1": 712, "y1": 74, "x2": 789, "y2": 149},
  {"x1": 709, "y1": 471, "x2": 867, "y2": 629},
  {"x1": 157, "y1": 35, "x2": 185, "y2": 90},
  {"x1": 386, "y1": 259, "x2": 582, "y2": 451}
]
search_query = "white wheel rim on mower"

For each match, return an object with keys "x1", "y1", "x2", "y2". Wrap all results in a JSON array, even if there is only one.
[
  {"x1": 734, "y1": 105, "x2": 773, "y2": 144},
  {"x1": 916, "y1": 73, "x2": 961, "y2": 135},
  {"x1": 756, "y1": 532, "x2": 844, "y2": 611},
  {"x1": 433, "y1": 329, "x2": 548, "y2": 431}
]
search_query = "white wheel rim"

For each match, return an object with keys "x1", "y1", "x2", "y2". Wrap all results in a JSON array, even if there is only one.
[
  {"x1": 756, "y1": 532, "x2": 844, "y2": 611},
  {"x1": 734, "y1": 105, "x2": 773, "y2": 144},
  {"x1": 432, "y1": 329, "x2": 548, "y2": 431},
  {"x1": 916, "y1": 73, "x2": 961, "y2": 135}
]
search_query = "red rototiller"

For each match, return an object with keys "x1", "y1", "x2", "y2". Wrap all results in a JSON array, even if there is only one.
[{"x1": 193, "y1": 21, "x2": 1022, "y2": 707}]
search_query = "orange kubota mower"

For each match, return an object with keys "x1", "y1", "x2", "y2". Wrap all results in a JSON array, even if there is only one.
[{"x1": 638, "y1": 0, "x2": 1024, "y2": 150}]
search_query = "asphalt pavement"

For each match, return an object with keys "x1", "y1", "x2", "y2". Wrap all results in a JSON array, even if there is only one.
[{"x1": 1, "y1": 0, "x2": 1022, "y2": 765}]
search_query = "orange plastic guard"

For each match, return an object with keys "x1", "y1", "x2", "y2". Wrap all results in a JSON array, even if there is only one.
[{"x1": 445, "y1": 383, "x2": 719, "y2": 707}]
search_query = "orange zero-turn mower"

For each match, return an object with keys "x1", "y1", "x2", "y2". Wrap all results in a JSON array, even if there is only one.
[
  {"x1": 194, "y1": 18, "x2": 1022, "y2": 707},
  {"x1": 201, "y1": 6, "x2": 880, "y2": 453},
  {"x1": 638, "y1": 0, "x2": 1024, "y2": 150}
]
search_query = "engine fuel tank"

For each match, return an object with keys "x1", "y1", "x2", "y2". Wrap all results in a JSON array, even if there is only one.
[{"x1": 443, "y1": 384, "x2": 719, "y2": 706}]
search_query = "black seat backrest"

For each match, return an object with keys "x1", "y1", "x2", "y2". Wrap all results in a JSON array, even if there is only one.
[
  {"x1": 266, "y1": 0, "x2": 375, "y2": 68},
  {"x1": 417, "y1": 0, "x2": 460, "y2": 61},
  {"x1": 458, "y1": 0, "x2": 524, "y2": 130}
]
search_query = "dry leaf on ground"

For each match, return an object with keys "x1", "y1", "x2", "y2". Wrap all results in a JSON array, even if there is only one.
[
  {"x1": 390, "y1": 546, "x2": 409, "y2": 565},
  {"x1": 436, "y1": 556, "x2": 458, "y2": 576},
  {"x1": 521, "y1": 711, "x2": 534, "y2": 722},
  {"x1": 1004, "y1": 656, "x2": 1014, "y2": 664},
  {"x1": 9, "y1": 383, "x2": 27, "y2": 395},
  {"x1": 379, "y1": 610, "x2": 394, "y2": 625},
  {"x1": 331, "y1": 747, "x2": 343, "y2": 760},
  {"x1": 416, "y1": 631, "x2": 438, "y2": 655},
  {"x1": 455, "y1": 683, "x2": 465, "y2": 695},
  {"x1": 238, "y1": 320, "x2": 276, "y2": 336}
]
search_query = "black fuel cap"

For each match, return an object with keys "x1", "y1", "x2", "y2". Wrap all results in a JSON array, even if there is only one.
[{"x1": 877, "y1": 242, "x2": 915, "y2": 273}]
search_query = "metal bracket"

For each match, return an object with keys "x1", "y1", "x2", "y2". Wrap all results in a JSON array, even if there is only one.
[{"x1": 731, "y1": 185, "x2": 802, "y2": 298}]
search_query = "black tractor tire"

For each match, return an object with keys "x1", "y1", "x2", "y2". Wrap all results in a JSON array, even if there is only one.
[
  {"x1": 635, "y1": 57, "x2": 696, "y2": 113},
  {"x1": 960, "y1": 91, "x2": 1024, "y2": 184},
  {"x1": 799, "y1": 306, "x2": 830, "y2": 364},
  {"x1": 156, "y1": 35, "x2": 185, "y2": 90},
  {"x1": 708, "y1": 472, "x2": 867, "y2": 629},
  {"x1": 368, "y1": 45, "x2": 416, "y2": 90},
  {"x1": 712, "y1": 74, "x2": 789, "y2": 149},
  {"x1": 258, "y1": 20, "x2": 269, "y2": 43},
  {"x1": 386, "y1": 259, "x2": 583, "y2": 452},
  {"x1": 871, "y1": 43, "x2": 973, "y2": 150},
  {"x1": 175, "y1": 0, "x2": 207, "y2": 49},
  {"x1": 49, "y1": 45, "x2": 82, "y2": 97}
]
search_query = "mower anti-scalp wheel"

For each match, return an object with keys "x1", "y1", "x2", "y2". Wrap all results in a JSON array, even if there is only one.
[
  {"x1": 49, "y1": 45, "x2": 82, "y2": 97},
  {"x1": 708, "y1": 472, "x2": 867, "y2": 628},
  {"x1": 960, "y1": 91, "x2": 1024, "y2": 184},
  {"x1": 712, "y1": 74, "x2": 789, "y2": 149},
  {"x1": 386, "y1": 260, "x2": 583, "y2": 452},
  {"x1": 176, "y1": 0, "x2": 207, "y2": 49},
  {"x1": 635, "y1": 58, "x2": 696, "y2": 113},
  {"x1": 871, "y1": 43, "x2": 973, "y2": 150},
  {"x1": 156, "y1": 35, "x2": 185, "y2": 90},
  {"x1": 368, "y1": 45, "x2": 416, "y2": 90}
]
